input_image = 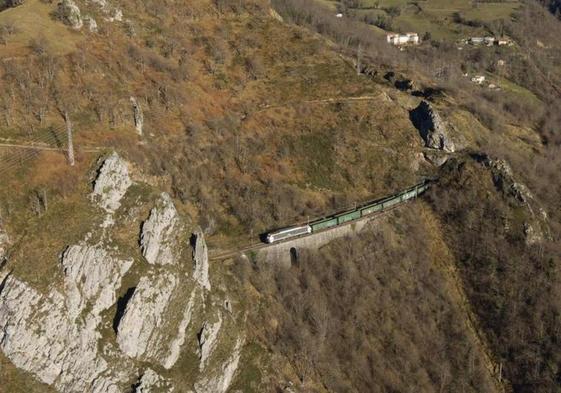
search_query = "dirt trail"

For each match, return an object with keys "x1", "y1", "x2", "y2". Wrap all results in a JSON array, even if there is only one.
[{"x1": 0, "y1": 142, "x2": 103, "y2": 153}]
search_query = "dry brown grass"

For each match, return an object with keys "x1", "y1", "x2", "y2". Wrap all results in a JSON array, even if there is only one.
[{"x1": 0, "y1": 0, "x2": 83, "y2": 57}]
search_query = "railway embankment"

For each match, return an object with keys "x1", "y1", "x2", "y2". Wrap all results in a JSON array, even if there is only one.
[{"x1": 257, "y1": 215, "x2": 375, "y2": 267}]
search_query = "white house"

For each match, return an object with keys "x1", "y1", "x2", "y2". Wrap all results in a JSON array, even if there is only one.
[
  {"x1": 471, "y1": 75, "x2": 486, "y2": 84},
  {"x1": 386, "y1": 32, "x2": 419, "y2": 46},
  {"x1": 484, "y1": 36, "x2": 496, "y2": 46}
]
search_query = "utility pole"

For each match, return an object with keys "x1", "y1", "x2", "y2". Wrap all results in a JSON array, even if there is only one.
[
  {"x1": 64, "y1": 111, "x2": 75, "y2": 166},
  {"x1": 356, "y1": 43, "x2": 362, "y2": 75}
]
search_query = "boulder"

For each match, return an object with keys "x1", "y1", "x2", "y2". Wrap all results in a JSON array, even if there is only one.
[
  {"x1": 423, "y1": 151, "x2": 449, "y2": 167},
  {"x1": 140, "y1": 193, "x2": 180, "y2": 266},
  {"x1": 410, "y1": 101, "x2": 455, "y2": 152},
  {"x1": 57, "y1": 0, "x2": 83, "y2": 30},
  {"x1": 192, "y1": 228, "x2": 210, "y2": 291},
  {"x1": 92, "y1": 152, "x2": 132, "y2": 213},
  {"x1": 0, "y1": 275, "x2": 127, "y2": 392},
  {"x1": 85, "y1": 15, "x2": 98, "y2": 32},
  {"x1": 116, "y1": 271, "x2": 197, "y2": 369}
]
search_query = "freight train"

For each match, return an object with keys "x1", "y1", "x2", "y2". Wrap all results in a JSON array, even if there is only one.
[{"x1": 265, "y1": 180, "x2": 431, "y2": 244}]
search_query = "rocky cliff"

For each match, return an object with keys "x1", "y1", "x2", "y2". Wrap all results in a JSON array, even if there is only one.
[{"x1": 0, "y1": 153, "x2": 248, "y2": 393}]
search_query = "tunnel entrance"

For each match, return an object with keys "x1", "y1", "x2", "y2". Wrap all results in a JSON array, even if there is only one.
[{"x1": 290, "y1": 247, "x2": 299, "y2": 267}]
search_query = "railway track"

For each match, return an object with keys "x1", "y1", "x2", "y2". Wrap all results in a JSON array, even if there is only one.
[{"x1": 208, "y1": 196, "x2": 415, "y2": 262}]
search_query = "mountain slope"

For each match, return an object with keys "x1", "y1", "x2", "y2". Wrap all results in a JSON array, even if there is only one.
[{"x1": 0, "y1": 0, "x2": 560, "y2": 392}]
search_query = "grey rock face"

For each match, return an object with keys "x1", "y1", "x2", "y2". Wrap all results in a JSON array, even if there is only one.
[
  {"x1": 85, "y1": 15, "x2": 98, "y2": 32},
  {"x1": 0, "y1": 221, "x2": 9, "y2": 263},
  {"x1": 481, "y1": 155, "x2": 548, "y2": 244},
  {"x1": 92, "y1": 152, "x2": 132, "y2": 213},
  {"x1": 410, "y1": 101, "x2": 455, "y2": 153},
  {"x1": 483, "y1": 157, "x2": 535, "y2": 206},
  {"x1": 0, "y1": 275, "x2": 126, "y2": 392},
  {"x1": 57, "y1": 0, "x2": 83, "y2": 30},
  {"x1": 134, "y1": 369, "x2": 174, "y2": 393},
  {"x1": 116, "y1": 271, "x2": 197, "y2": 369},
  {"x1": 192, "y1": 228, "x2": 210, "y2": 291},
  {"x1": 61, "y1": 244, "x2": 133, "y2": 317},
  {"x1": 141, "y1": 193, "x2": 180, "y2": 266},
  {"x1": 194, "y1": 337, "x2": 244, "y2": 393},
  {"x1": 198, "y1": 313, "x2": 223, "y2": 370}
]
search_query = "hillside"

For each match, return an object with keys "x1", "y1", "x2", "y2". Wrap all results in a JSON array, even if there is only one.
[{"x1": 0, "y1": 0, "x2": 560, "y2": 392}]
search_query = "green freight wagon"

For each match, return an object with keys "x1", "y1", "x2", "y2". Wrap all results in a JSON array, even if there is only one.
[
  {"x1": 309, "y1": 180, "x2": 432, "y2": 234},
  {"x1": 381, "y1": 195, "x2": 401, "y2": 209},
  {"x1": 336, "y1": 209, "x2": 361, "y2": 225},
  {"x1": 311, "y1": 217, "x2": 338, "y2": 232},
  {"x1": 360, "y1": 201, "x2": 384, "y2": 216}
]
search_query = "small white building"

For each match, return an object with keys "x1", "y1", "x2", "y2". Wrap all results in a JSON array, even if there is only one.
[
  {"x1": 484, "y1": 36, "x2": 496, "y2": 46},
  {"x1": 335, "y1": 13, "x2": 343, "y2": 18},
  {"x1": 386, "y1": 32, "x2": 419, "y2": 46},
  {"x1": 469, "y1": 37, "x2": 484, "y2": 45},
  {"x1": 497, "y1": 39, "x2": 512, "y2": 46},
  {"x1": 471, "y1": 75, "x2": 486, "y2": 85}
]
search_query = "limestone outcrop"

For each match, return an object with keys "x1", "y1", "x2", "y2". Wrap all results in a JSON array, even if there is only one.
[
  {"x1": 87, "y1": 0, "x2": 123, "y2": 22},
  {"x1": 85, "y1": 15, "x2": 98, "y2": 32},
  {"x1": 140, "y1": 193, "x2": 180, "y2": 266},
  {"x1": 480, "y1": 154, "x2": 548, "y2": 244},
  {"x1": 410, "y1": 101, "x2": 456, "y2": 153},
  {"x1": 57, "y1": 0, "x2": 83, "y2": 30},
  {"x1": 194, "y1": 337, "x2": 244, "y2": 393},
  {"x1": 192, "y1": 228, "x2": 211, "y2": 291},
  {"x1": 134, "y1": 369, "x2": 174, "y2": 392},
  {"x1": 61, "y1": 244, "x2": 133, "y2": 317},
  {"x1": 0, "y1": 275, "x2": 127, "y2": 392},
  {"x1": 198, "y1": 313, "x2": 223, "y2": 370},
  {"x1": 92, "y1": 152, "x2": 132, "y2": 213},
  {"x1": 116, "y1": 270, "x2": 196, "y2": 369},
  {"x1": 0, "y1": 221, "x2": 9, "y2": 263}
]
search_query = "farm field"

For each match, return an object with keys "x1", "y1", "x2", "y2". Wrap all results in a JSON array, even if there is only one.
[{"x1": 317, "y1": 0, "x2": 521, "y2": 40}]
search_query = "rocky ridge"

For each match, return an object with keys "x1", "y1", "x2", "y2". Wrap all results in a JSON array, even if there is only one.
[
  {"x1": 0, "y1": 152, "x2": 246, "y2": 392},
  {"x1": 481, "y1": 155, "x2": 549, "y2": 244},
  {"x1": 0, "y1": 269, "x2": 129, "y2": 392},
  {"x1": 116, "y1": 270, "x2": 196, "y2": 369}
]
